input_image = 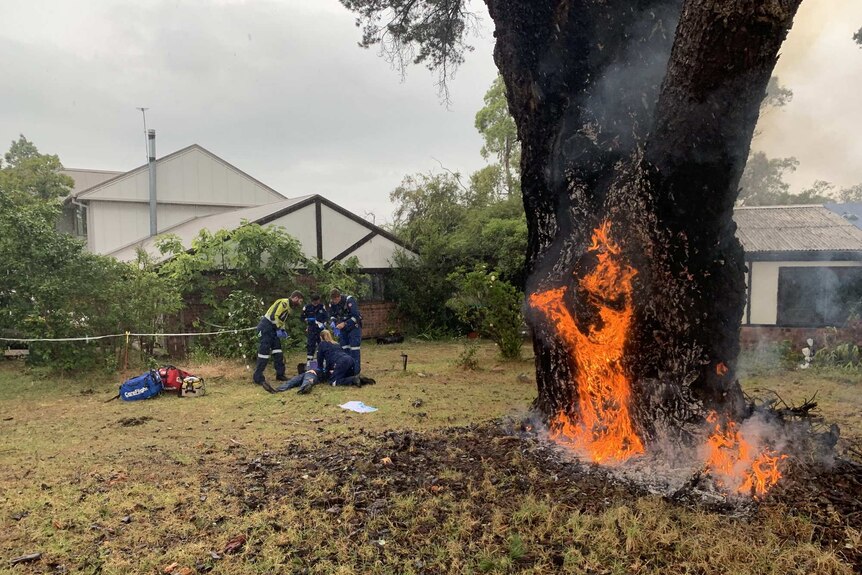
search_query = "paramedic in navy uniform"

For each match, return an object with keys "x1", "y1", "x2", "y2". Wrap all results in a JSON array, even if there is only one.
[
  {"x1": 300, "y1": 294, "x2": 328, "y2": 363},
  {"x1": 328, "y1": 288, "x2": 362, "y2": 373}
]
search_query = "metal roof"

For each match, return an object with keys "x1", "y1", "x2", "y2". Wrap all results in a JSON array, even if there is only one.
[
  {"x1": 825, "y1": 202, "x2": 862, "y2": 230},
  {"x1": 60, "y1": 168, "x2": 123, "y2": 195},
  {"x1": 734, "y1": 205, "x2": 862, "y2": 253}
]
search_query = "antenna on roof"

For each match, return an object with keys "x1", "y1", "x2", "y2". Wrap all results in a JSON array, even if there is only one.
[{"x1": 136, "y1": 107, "x2": 149, "y2": 163}]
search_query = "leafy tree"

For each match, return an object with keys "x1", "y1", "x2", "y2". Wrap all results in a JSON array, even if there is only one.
[
  {"x1": 761, "y1": 77, "x2": 793, "y2": 112},
  {"x1": 737, "y1": 153, "x2": 797, "y2": 206},
  {"x1": 390, "y1": 172, "x2": 469, "y2": 250},
  {"x1": 156, "y1": 222, "x2": 305, "y2": 302},
  {"x1": 0, "y1": 139, "x2": 181, "y2": 370},
  {"x1": 475, "y1": 75, "x2": 520, "y2": 197},
  {"x1": 855, "y1": 27, "x2": 861, "y2": 45},
  {"x1": 387, "y1": 248, "x2": 460, "y2": 336},
  {"x1": 839, "y1": 184, "x2": 862, "y2": 203},
  {"x1": 304, "y1": 257, "x2": 370, "y2": 300},
  {"x1": 795, "y1": 180, "x2": 836, "y2": 204},
  {"x1": 0, "y1": 135, "x2": 73, "y2": 201}
]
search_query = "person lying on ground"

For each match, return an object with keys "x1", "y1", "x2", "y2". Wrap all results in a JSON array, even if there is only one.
[{"x1": 260, "y1": 367, "x2": 322, "y2": 394}]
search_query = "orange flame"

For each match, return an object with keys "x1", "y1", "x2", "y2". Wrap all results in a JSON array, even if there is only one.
[
  {"x1": 704, "y1": 411, "x2": 786, "y2": 497},
  {"x1": 528, "y1": 221, "x2": 644, "y2": 464}
]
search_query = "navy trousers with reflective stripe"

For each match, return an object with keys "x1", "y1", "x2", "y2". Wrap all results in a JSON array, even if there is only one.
[
  {"x1": 338, "y1": 327, "x2": 361, "y2": 373},
  {"x1": 253, "y1": 317, "x2": 284, "y2": 383},
  {"x1": 306, "y1": 326, "x2": 321, "y2": 361}
]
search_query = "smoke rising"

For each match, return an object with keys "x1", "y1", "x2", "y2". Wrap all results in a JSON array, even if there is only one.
[{"x1": 754, "y1": 0, "x2": 862, "y2": 192}]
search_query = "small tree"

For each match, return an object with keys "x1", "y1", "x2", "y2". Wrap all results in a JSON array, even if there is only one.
[{"x1": 447, "y1": 267, "x2": 523, "y2": 359}]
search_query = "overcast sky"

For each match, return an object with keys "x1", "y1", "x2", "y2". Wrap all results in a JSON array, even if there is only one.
[{"x1": 1, "y1": 1, "x2": 860, "y2": 225}]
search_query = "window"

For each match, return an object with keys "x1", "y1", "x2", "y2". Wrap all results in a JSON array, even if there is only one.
[{"x1": 777, "y1": 266, "x2": 862, "y2": 327}]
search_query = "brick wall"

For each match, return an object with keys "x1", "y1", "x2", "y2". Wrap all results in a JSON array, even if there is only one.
[
  {"x1": 740, "y1": 325, "x2": 861, "y2": 349},
  {"x1": 360, "y1": 301, "x2": 401, "y2": 338}
]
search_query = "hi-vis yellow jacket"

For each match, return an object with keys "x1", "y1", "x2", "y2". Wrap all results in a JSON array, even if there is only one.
[{"x1": 264, "y1": 298, "x2": 293, "y2": 329}]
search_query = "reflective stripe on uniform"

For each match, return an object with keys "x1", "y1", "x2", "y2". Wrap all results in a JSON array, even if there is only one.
[
  {"x1": 258, "y1": 353, "x2": 270, "y2": 359},
  {"x1": 272, "y1": 349, "x2": 283, "y2": 354},
  {"x1": 349, "y1": 346, "x2": 360, "y2": 350},
  {"x1": 342, "y1": 345, "x2": 350, "y2": 350}
]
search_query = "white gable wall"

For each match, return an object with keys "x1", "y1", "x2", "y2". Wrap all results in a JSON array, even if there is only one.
[
  {"x1": 320, "y1": 206, "x2": 371, "y2": 259},
  {"x1": 262, "y1": 205, "x2": 319, "y2": 258},
  {"x1": 89, "y1": 201, "x2": 234, "y2": 254},
  {"x1": 81, "y1": 147, "x2": 281, "y2": 206},
  {"x1": 347, "y1": 234, "x2": 403, "y2": 268}
]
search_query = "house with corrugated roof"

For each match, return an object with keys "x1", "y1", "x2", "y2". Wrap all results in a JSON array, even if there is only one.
[{"x1": 734, "y1": 205, "x2": 862, "y2": 328}]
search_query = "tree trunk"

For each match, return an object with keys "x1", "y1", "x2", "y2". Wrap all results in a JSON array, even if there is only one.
[{"x1": 485, "y1": 0, "x2": 802, "y2": 454}]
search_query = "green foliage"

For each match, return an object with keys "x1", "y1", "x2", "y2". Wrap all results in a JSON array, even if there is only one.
[
  {"x1": 0, "y1": 139, "x2": 182, "y2": 371},
  {"x1": 813, "y1": 342, "x2": 861, "y2": 372},
  {"x1": 154, "y1": 221, "x2": 367, "y2": 360},
  {"x1": 761, "y1": 77, "x2": 793, "y2": 111},
  {"x1": 379, "y1": 75, "x2": 529, "y2": 337},
  {"x1": 200, "y1": 290, "x2": 265, "y2": 362},
  {"x1": 447, "y1": 267, "x2": 523, "y2": 360},
  {"x1": 339, "y1": 0, "x2": 474, "y2": 98},
  {"x1": 838, "y1": 183, "x2": 862, "y2": 202},
  {"x1": 387, "y1": 249, "x2": 460, "y2": 335},
  {"x1": 304, "y1": 256, "x2": 370, "y2": 299},
  {"x1": 738, "y1": 152, "x2": 799, "y2": 206},
  {"x1": 156, "y1": 221, "x2": 305, "y2": 300},
  {"x1": 0, "y1": 135, "x2": 73, "y2": 201},
  {"x1": 475, "y1": 75, "x2": 520, "y2": 197},
  {"x1": 456, "y1": 339, "x2": 480, "y2": 370},
  {"x1": 390, "y1": 172, "x2": 469, "y2": 250}
]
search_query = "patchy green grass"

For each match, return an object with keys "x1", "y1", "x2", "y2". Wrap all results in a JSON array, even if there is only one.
[{"x1": 0, "y1": 340, "x2": 859, "y2": 574}]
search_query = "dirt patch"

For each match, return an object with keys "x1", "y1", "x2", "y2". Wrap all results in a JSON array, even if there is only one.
[{"x1": 116, "y1": 416, "x2": 153, "y2": 427}]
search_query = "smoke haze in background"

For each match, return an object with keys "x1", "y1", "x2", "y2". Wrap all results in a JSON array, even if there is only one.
[{"x1": 754, "y1": 0, "x2": 862, "y2": 193}]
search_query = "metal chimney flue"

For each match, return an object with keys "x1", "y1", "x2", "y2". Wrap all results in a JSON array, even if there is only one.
[{"x1": 147, "y1": 129, "x2": 157, "y2": 236}]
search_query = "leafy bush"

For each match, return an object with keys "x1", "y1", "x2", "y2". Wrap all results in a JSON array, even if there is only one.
[
  {"x1": 200, "y1": 291, "x2": 266, "y2": 362},
  {"x1": 813, "y1": 342, "x2": 861, "y2": 371},
  {"x1": 447, "y1": 267, "x2": 524, "y2": 360},
  {"x1": 387, "y1": 249, "x2": 460, "y2": 336},
  {"x1": 456, "y1": 340, "x2": 480, "y2": 370}
]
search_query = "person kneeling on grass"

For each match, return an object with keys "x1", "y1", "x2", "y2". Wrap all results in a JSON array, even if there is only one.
[
  {"x1": 317, "y1": 329, "x2": 359, "y2": 387},
  {"x1": 261, "y1": 365, "x2": 323, "y2": 394}
]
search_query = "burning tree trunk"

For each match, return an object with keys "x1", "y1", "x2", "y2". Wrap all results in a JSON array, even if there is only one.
[
  {"x1": 486, "y1": 0, "x2": 802, "y2": 459},
  {"x1": 341, "y1": 0, "x2": 803, "y2": 467}
]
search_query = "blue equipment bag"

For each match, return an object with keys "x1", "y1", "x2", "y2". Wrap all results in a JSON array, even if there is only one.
[{"x1": 119, "y1": 370, "x2": 163, "y2": 401}]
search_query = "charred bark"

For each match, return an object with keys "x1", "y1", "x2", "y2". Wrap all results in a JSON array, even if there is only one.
[{"x1": 486, "y1": 0, "x2": 802, "y2": 446}]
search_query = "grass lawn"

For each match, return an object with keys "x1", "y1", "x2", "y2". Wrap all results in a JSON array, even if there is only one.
[{"x1": 0, "y1": 340, "x2": 860, "y2": 574}]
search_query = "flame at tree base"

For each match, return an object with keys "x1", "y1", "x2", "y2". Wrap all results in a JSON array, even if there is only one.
[
  {"x1": 529, "y1": 220, "x2": 787, "y2": 497},
  {"x1": 704, "y1": 411, "x2": 787, "y2": 497}
]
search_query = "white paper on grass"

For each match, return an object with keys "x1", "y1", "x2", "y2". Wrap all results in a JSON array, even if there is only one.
[{"x1": 339, "y1": 401, "x2": 378, "y2": 413}]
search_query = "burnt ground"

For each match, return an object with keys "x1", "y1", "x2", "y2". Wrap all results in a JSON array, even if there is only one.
[{"x1": 222, "y1": 422, "x2": 862, "y2": 574}]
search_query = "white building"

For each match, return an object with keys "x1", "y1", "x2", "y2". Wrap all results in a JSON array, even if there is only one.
[
  {"x1": 60, "y1": 144, "x2": 411, "y2": 272},
  {"x1": 735, "y1": 205, "x2": 862, "y2": 327}
]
